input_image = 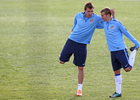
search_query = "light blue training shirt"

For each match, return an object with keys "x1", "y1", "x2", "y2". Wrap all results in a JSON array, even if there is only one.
[
  {"x1": 100, "y1": 18, "x2": 140, "y2": 51},
  {"x1": 69, "y1": 12, "x2": 103, "y2": 44}
]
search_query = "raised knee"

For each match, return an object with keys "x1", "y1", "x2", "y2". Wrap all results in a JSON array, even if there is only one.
[
  {"x1": 124, "y1": 66, "x2": 132, "y2": 72},
  {"x1": 60, "y1": 61, "x2": 65, "y2": 64},
  {"x1": 125, "y1": 70, "x2": 131, "y2": 72}
]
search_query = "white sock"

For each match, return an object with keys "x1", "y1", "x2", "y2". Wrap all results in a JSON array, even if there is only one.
[
  {"x1": 77, "y1": 84, "x2": 82, "y2": 91},
  {"x1": 129, "y1": 50, "x2": 137, "y2": 68},
  {"x1": 115, "y1": 74, "x2": 122, "y2": 94}
]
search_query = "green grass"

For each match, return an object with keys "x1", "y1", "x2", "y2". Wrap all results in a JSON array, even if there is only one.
[{"x1": 0, "y1": 0, "x2": 140, "y2": 100}]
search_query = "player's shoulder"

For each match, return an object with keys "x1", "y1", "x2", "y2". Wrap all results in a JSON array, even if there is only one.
[
  {"x1": 112, "y1": 19, "x2": 122, "y2": 24},
  {"x1": 76, "y1": 12, "x2": 84, "y2": 15},
  {"x1": 92, "y1": 13, "x2": 102, "y2": 20},
  {"x1": 112, "y1": 18, "x2": 120, "y2": 22},
  {"x1": 112, "y1": 19, "x2": 125, "y2": 28},
  {"x1": 75, "y1": 12, "x2": 84, "y2": 17},
  {"x1": 112, "y1": 18, "x2": 118, "y2": 22},
  {"x1": 93, "y1": 13, "x2": 101, "y2": 18}
]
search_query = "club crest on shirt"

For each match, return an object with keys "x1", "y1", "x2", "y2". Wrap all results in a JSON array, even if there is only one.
[
  {"x1": 111, "y1": 25, "x2": 114, "y2": 30},
  {"x1": 90, "y1": 19, "x2": 94, "y2": 23}
]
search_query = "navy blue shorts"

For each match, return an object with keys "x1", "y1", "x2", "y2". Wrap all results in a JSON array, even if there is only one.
[
  {"x1": 59, "y1": 39, "x2": 87, "y2": 67},
  {"x1": 111, "y1": 49, "x2": 130, "y2": 71}
]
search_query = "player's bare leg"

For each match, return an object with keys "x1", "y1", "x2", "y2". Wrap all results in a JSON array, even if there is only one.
[
  {"x1": 77, "y1": 67, "x2": 84, "y2": 96},
  {"x1": 114, "y1": 69, "x2": 120, "y2": 75},
  {"x1": 78, "y1": 67, "x2": 84, "y2": 84}
]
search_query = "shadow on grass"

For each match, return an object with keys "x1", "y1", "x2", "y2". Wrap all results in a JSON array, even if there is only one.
[{"x1": 69, "y1": 95, "x2": 82, "y2": 100}]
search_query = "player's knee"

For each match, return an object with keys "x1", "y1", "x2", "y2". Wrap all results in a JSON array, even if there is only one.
[
  {"x1": 78, "y1": 67, "x2": 84, "y2": 71},
  {"x1": 125, "y1": 70, "x2": 131, "y2": 72},
  {"x1": 124, "y1": 67, "x2": 132, "y2": 72},
  {"x1": 60, "y1": 61, "x2": 65, "y2": 64}
]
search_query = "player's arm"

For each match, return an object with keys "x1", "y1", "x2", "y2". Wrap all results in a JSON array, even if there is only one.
[
  {"x1": 111, "y1": 8, "x2": 115, "y2": 19},
  {"x1": 118, "y1": 22, "x2": 140, "y2": 49},
  {"x1": 71, "y1": 14, "x2": 77, "y2": 32},
  {"x1": 96, "y1": 21, "x2": 104, "y2": 29},
  {"x1": 96, "y1": 17, "x2": 104, "y2": 29}
]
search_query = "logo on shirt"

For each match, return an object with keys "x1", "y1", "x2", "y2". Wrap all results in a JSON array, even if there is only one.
[
  {"x1": 90, "y1": 19, "x2": 94, "y2": 23},
  {"x1": 111, "y1": 25, "x2": 114, "y2": 30}
]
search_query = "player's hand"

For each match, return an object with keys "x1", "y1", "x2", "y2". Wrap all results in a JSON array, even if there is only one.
[{"x1": 111, "y1": 8, "x2": 115, "y2": 19}]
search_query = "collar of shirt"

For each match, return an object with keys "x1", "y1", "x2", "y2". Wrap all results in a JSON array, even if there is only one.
[
  {"x1": 106, "y1": 18, "x2": 116, "y2": 23},
  {"x1": 82, "y1": 12, "x2": 94, "y2": 18},
  {"x1": 82, "y1": 12, "x2": 94, "y2": 22}
]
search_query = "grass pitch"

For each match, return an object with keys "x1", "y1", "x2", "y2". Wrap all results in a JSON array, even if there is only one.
[{"x1": 0, "y1": 0, "x2": 140, "y2": 100}]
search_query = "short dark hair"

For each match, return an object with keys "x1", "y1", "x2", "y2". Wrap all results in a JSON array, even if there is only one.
[
  {"x1": 101, "y1": 7, "x2": 111, "y2": 16},
  {"x1": 84, "y1": 2, "x2": 94, "y2": 10}
]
